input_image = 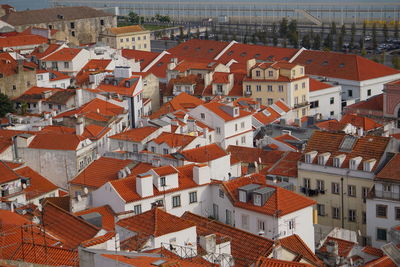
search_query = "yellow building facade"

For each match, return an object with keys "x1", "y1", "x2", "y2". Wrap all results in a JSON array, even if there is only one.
[{"x1": 100, "y1": 25, "x2": 151, "y2": 51}]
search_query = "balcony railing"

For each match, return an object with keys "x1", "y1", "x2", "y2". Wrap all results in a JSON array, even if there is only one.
[
  {"x1": 300, "y1": 187, "x2": 325, "y2": 197},
  {"x1": 294, "y1": 101, "x2": 309, "y2": 109},
  {"x1": 374, "y1": 190, "x2": 400, "y2": 200},
  {"x1": 244, "y1": 90, "x2": 252, "y2": 96}
]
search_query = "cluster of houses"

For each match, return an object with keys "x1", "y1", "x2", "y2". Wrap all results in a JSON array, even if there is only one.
[{"x1": 0, "y1": 3, "x2": 400, "y2": 267}]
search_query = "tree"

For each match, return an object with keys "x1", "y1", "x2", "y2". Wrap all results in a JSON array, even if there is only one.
[
  {"x1": 178, "y1": 26, "x2": 184, "y2": 43},
  {"x1": 372, "y1": 23, "x2": 378, "y2": 51},
  {"x1": 383, "y1": 23, "x2": 388, "y2": 41},
  {"x1": 330, "y1": 21, "x2": 337, "y2": 35},
  {"x1": 359, "y1": 35, "x2": 365, "y2": 51},
  {"x1": 313, "y1": 33, "x2": 321, "y2": 50},
  {"x1": 340, "y1": 24, "x2": 346, "y2": 36},
  {"x1": 350, "y1": 22, "x2": 356, "y2": 49},
  {"x1": 0, "y1": 93, "x2": 13, "y2": 117},
  {"x1": 363, "y1": 21, "x2": 367, "y2": 36},
  {"x1": 323, "y1": 33, "x2": 334, "y2": 50},
  {"x1": 279, "y1": 18, "x2": 288, "y2": 38},
  {"x1": 395, "y1": 23, "x2": 399, "y2": 39},
  {"x1": 336, "y1": 34, "x2": 344, "y2": 51},
  {"x1": 272, "y1": 23, "x2": 278, "y2": 46},
  {"x1": 288, "y1": 20, "x2": 298, "y2": 35},
  {"x1": 392, "y1": 55, "x2": 400, "y2": 70},
  {"x1": 128, "y1": 12, "x2": 140, "y2": 24},
  {"x1": 301, "y1": 34, "x2": 311, "y2": 49},
  {"x1": 289, "y1": 31, "x2": 299, "y2": 48}
]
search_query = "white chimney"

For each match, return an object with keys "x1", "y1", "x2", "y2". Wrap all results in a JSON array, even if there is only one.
[
  {"x1": 114, "y1": 66, "x2": 132, "y2": 79},
  {"x1": 75, "y1": 88, "x2": 83, "y2": 107},
  {"x1": 76, "y1": 117, "x2": 85, "y2": 136},
  {"x1": 193, "y1": 164, "x2": 210, "y2": 185},
  {"x1": 357, "y1": 127, "x2": 364, "y2": 136},
  {"x1": 200, "y1": 234, "x2": 216, "y2": 253},
  {"x1": 136, "y1": 174, "x2": 154, "y2": 198}
]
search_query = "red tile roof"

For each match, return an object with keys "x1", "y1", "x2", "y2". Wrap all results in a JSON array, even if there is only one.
[
  {"x1": 42, "y1": 47, "x2": 82, "y2": 61},
  {"x1": 273, "y1": 134, "x2": 300, "y2": 150},
  {"x1": 223, "y1": 174, "x2": 315, "y2": 216},
  {"x1": 75, "y1": 205, "x2": 116, "y2": 231},
  {"x1": 304, "y1": 131, "x2": 390, "y2": 172},
  {"x1": 309, "y1": 78, "x2": 334, "y2": 92},
  {"x1": 255, "y1": 257, "x2": 311, "y2": 267},
  {"x1": 96, "y1": 75, "x2": 142, "y2": 97},
  {"x1": 345, "y1": 94, "x2": 384, "y2": 112},
  {"x1": 364, "y1": 255, "x2": 396, "y2": 267},
  {"x1": 122, "y1": 49, "x2": 159, "y2": 69},
  {"x1": 227, "y1": 145, "x2": 285, "y2": 165},
  {"x1": 279, "y1": 235, "x2": 323, "y2": 266},
  {"x1": 168, "y1": 39, "x2": 229, "y2": 61},
  {"x1": 55, "y1": 98, "x2": 125, "y2": 122},
  {"x1": 82, "y1": 124, "x2": 111, "y2": 140},
  {"x1": 152, "y1": 165, "x2": 178, "y2": 176},
  {"x1": 0, "y1": 160, "x2": 20, "y2": 184},
  {"x1": 109, "y1": 126, "x2": 159, "y2": 142},
  {"x1": 30, "y1": 43, "x2": 62, "y2": 60},
  {"x1": 28, "y1": 132, "x2": 85, "y2": 150},
  {"x1": 319, "y1": 236, "x2": 355, "y2": 257},
  {"x1": 42, "y1": 125, "x2": 75, "y2": 134},
  {"x1": 69, "y1": 157, "x2": 133, "y2": 188},
  {"x1": 15, "y1": 166, "x2": 58, "y2": 200},
  {"x1": 340, "y1": 114, "x2": 383, "y2": 131},
  {"x1": 376, "y1": 153, "x2": 400, "y2": 182},
  {"x1": 42, "y1": 202, "x2": 99, "y2": 249},
  {"x1": 261, "y1": 152, "x2": 302, "y2": 178},
  {"x1": 180, "y1": 143, "x2": 228, "y2": 163},
  {"x1": 151, "y1": 132, "x2": 197, "y2": 149},
  {"x1": 314, "y1": 119, "x2": 347, "y2": 132},
  {"x1": 293, "y1": 50, "x2": 400, "y2": 81},
  {"x1": 362, "y1": 246, "x2": 384, "y2": 257},
  {"x1": 0, "y1": 34, "x2": 48, "y2": 49},
  {"x1": 75, "y1": 59, "x2": 112, "y2": 85},
  {"x1": 202, "y1": 102, "x2": 252, "y2": 122}
]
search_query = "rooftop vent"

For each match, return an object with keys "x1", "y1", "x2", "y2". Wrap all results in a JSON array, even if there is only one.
[
  {"x1": 339, "y1": 135, "x2": 357, "y2": 152},
  {"x1": 238, "y1": 184, "x2": 261, "y2": 202},
  {"x1": 252, "y1": 187, "x2": 275, "y2": 206}
]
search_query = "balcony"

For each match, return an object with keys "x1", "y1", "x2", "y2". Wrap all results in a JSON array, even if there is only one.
[
  {"x1": 244, "y1": 90, "x2": 252, "y2": 96},
  {"x1": 294, "y1": 101, "x2": 309, "y2": 109},
  {"x1": 373, "y1": 189, "x2": 400, "y2": 201},
  {"x1": 300, "y1": 187, "x2": 325, "y2": 197}
]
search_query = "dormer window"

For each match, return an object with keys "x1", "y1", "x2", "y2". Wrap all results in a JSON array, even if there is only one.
[
  {"x1": 268, "y1": 71, "x2": 273, "y2": 77},
  {"x1": 350, "y1": 156, "x2": 362, "y2": 170},
  {"x1": 253, "y1": 194, "x2": 262, "y2": 206},
  {"x1": 256, "y1": 70, "x2": 261, "y2": 77},
  {"x1": 160, "y1": 177, "x2": 166, "y2": 187},
  {"x1": 363, "y1": 159, "x2": 376, "y2": 172},
  {"x1": 305, "y1": 151, "x2": 318, "y2": 164},
  {"x1": 333, "y1": 155, "x2": 346, "y2": 168},
  {"x1": 239, "y1": 190, "x2": 247, "y2": 202},
  {"x1": 318, "y1": 152, "x2": 330, "y2": 166},
  {"x1": 234, "y1": 107, "x2": 239, "y2": 116}
]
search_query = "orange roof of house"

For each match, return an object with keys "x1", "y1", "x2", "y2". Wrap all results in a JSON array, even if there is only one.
[
  {"x1": 96, "y1": 75, "x2": 142, "y2": 97},
  {"x1": 15, "y1": 166, "x2": 58, "y2": 200},
  {"x1": 0, "y1": 160, "x2": 20, "y2": 184},
  {"x1": 273, "y1": 134, "x2": 300, "y2": 150},
  {"x1": 255, "y1": 257, "x2": 312, "y2": 267},
  {"x1": 30, "y1": 43, "x2": 62, "y2": 60},
  {"x1": 55, "y1": 98, "x2": 125, "y2": 122},
  {"x1": 253, "y1": 107, "x2": 282, "y2": 125},
  {"x1": 261, "y1": 152, "x2": 302, "y2": 178},
  {"x1": 202, "y1": 102, "x2": 252, "y2": 122},
  {"x1": 41, "y1": 125, "x2": 75, "y2": 134},
  {"x1": 82, "y1": 124, "x2": 111, "y2": 140},
  {"x1": 152, "y1": 165, "x2": 178, "y2": 176},
  {"x1": 309, "y1": 78, "x2": 334, "y2": 92},
  {"x1": 69, "y1": 157, "x2": 133, "y2": 188},
  {"x1": 42, "y1": 47, "x2": 82, "y2": 61},
  {"x1": 304, "y1": 131, "x2": 390, "y2": 172},
  {"x1": 42, "y1": 202, "x2": 99, "y2": 249},
  {"x1": 319, "y1": 236, "x2": 355, "y2": 257},
  {"x1": 75, "y1": 59, "x2": 112, "y2": 85},
  {"x1": 274, "y1": 99, "x2": 291, "y2": 113},
  {"x1": 110, "y1": 25, "x2": 146, "y2": 35},
  {"x1": 279, "y1": 235, "x2": 323, "y2": 265},
  {"x1": 222, "y1": 174, "x2": 315, "y2": 216},
  {"x1": 0, "y1": 34, "x2": 48, "y2": 48},
  {"x1": 110, "y1": 164, "x2": 207, "y2": 203},
  {"x1": 28, "y1": 132, "x2": 85, "y2": 150},
  {"x1": 293, "y1": 50, "x2": 400, "y2": 81},
  {"x1": 117, "y1": 208, "x2": 195, "y2": 238},
  {"x1": 109, "y1": 126, "x2": 159, "y2": 142},
  {"x1": 376, "y1": 153, "x2": 400, "y2": 182},
  {"x1": 180, "y1": 143, "x2": 228, "y2": 163},
  {"x1": 362, "y1": 246, "x2": 384, "y2": 257},
  {"x1": 315, "y1": 119, "x2": 347, "y2": 132},
  {"x1": 345, "y1": 94, "x2": 384, "y2": 112},
  {"x1": 122, "y1": 49, "x2": 159, "y2": 69},
  {"x1": 75, "y1": 205, "x2": 116, "y2": 231},
  {"x1": 340, "y1": 114, "x2": 383, "y2": 131},
  {"x1": 213, "y1": 72, "x2": 230, "y2": 83},
  {"x1": 168, "y1": 39, "x2": 229, "y2": 61},
  {"x1": 227, "y1": 145, "x2": 285, "y2": 165},
  {"x1": 150, "y1": 132, "x2": 196, "y2": 149},
  {"x1": 174, "y1": 59, "x2": 218, "y2": 72}
]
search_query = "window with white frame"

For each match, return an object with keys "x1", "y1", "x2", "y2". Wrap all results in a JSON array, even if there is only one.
[
  {"x1": 189, "y1": 191, "x2": 197, "y2": 203},
  {"x1": 253, "y1": 194, "x2": 262, "y2": 206},
  {"x1": 133, "y1": 204, "x2": 142, "y2": 214},
  {"x1": 332, "y1": 207, "x2": 340, "y2": 219},
  {"x1": 256, "y1": 85, "x2": 261, "y2": 92},
  {"x1": 241, "y1": 214, "x2": 249, "y2": 229},
  {"x1": 216, "y1": 127, "x2": 221, "y2": 135},
  {"x1": 172, "y1": 195, "x2": 181, "y2": 208},
  {"x1": 257, "y1": 219, "x2": 265, "y2": 231},
  {"x1": 278, "y1": 85, "x2": 284, "y2": 92},
  {"x1": 317, "y1": 204, "x2": 325, "y2": 216},
  {"x1": 267, "y1": 85, "x2": 273, "y2": 92},
  {"x1": 348, "y1": 209, "x2": 356, "y2": 222},
  {"x1": 241, "y1": 136, "x2": 246, "y2": 144}
]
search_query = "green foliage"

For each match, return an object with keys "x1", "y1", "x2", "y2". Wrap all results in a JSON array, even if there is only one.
[
  {"x1": 128, "y1": 12, "x2": 140, "y2": 24},
  {"x1": 336, "y1": 34, "x2": 344, "y2": 51},
  {"x1": 330, "y1": 22, "x2": 337, "y2": 35},
  {"x1": 279, "y1": 18, "x2": 288, "y2": 38},
  {"x1": 363, "y1": 21, "x2": 367, "y2": 36},
  {"x1": 383, "y1": 23, "x2": 388, "y2": 41},
  {"x1": 0, "y1": 93, "x2": 13, "y2": 117},
  {"x1": 340, "y1": 24, "x2": 346, "y2": 36},
  {"x1": 301, "y1": 34, "x2": 311, "y2": 49},
  {"x1": 323, "y1": 33, "x2": 334, "y2": 50},
  {"x1": 313, "y1": 34, "x2": 321, "y2": 50},
  {"x1": 392, "y1": 55, "x2": 400, "y2": 70}
]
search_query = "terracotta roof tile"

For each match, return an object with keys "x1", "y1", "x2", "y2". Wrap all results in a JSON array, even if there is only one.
[
  {"x1": 151, "y1": 132, "x2": 196, "y2": 149},
  {"x1": 42, "y1": 47, "x2": 82, "y2": 61},
  {"x1": 168, "y1": 39, "x2": 229, "y2": 61},
  {"x1": 28, "y1": 132, "x2": 85, "y2": 151},
  {"x1": 223, "y1": 174, "x2": 315, "y2": 216},
  {"x1": 75, "y1": 59, "x2": 112, "y2": 85},
  {"x1": 180, "y1": 143, "x2": 228, "y2": 163},
  {"x1": 309, "y1": 78, "x2": 334, "y2": 92},
  {"x1": 122, "y1": 49, "x2": 159, "y2": 69},
  {"x1": 319, "y1": 236, "x2": 355, "y2": 257},
  {"x1": 315, "y1": 119, "x2": 347, "y2": 132},
  {"x1": 202, "y1": 102, "x2": 252, "y2": 122},
  {"x1": 0, "y1": 34, "x2": 48, "y2": 49},
  {"x1": 75, "y1": 205, "x2": 116, "y2": 231},
  {"x1": 15, "y1": 166, "x2": 58, "y2": 200},
  {"x1": 110, "y1": 25, "x2": 146, "y2": 35},
  {"x1": 280, "y1": 235, "x2": 323, "y2": 265},
  {"x1": 364, "y1": 255, "x2": 396, "y2": 267},
  {"x1": 293, "y1": 50, "x2": 400, "y2": 81},
  {"x1": 30, "y1": 43, "x2": 62, "y2": 60},
  {"x1": 227, "y1": 145, "x2": 285, "y2": 165},
  {"x1": 255, "y1": 257, "x2": 312, "y2": 267},
  {"x1": 340, "y1": 114, "x2": 383, "y2": 131},
  {"x1": 376, "y1": 153, "x2": 400, "y2": 182},
  {"x1": 69, "y1": 157, "x2": 133, "y2": 188},
  {"x1": 109, "y1": 126, "x2": 159, "y2": 142},
  {"x1": 345, "y1": 94, "x2": 384, "y2": 112},
  {"x1": 273, "y1": 134, "x2": 300, "y2": 150},
  {"x1": 261, "y1": 152, "x2": 301, "y2": 178},
  {"x1": 362, "y1": 246, "x2": 384, "y2": 257}
]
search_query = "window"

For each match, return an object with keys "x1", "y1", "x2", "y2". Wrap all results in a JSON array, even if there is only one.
[
  {"x1": 70, "y1": 22, "x2": 75, "y2": 29},
  {"x1": 48, "y1": 104, "x2": 53, "y2": 109},
  {"x1": 362, "y1": 212, "x2": 366, "y2": 224},
  {"x1": 302, "y1": 82, "x2": 305, "y2": 88},
  {"x1": 189, "y1": 191, "x2": 197, "y2": 203},
  {"x1": 241, "y1": 122, "x2": 245, "y2": 128},
  {"x1": 257, "y1": 219, "x2": 265, "y2": 231},
  {"x1": 317, "y1": 204, "x2": 325, "y2": 216},
  {"x1": 241, "y1": 136, "x2": 246, "y2": 144},
  {"x1": 294, "y1": 84, "x2": 298, "y2": 90},
  {"x1": 376, "y1": 205, "x2": 387, "y2": 218},
  {"x1": 235, "y1": 124, "x2": 238, "y2": 131},
  {"x1": 362, "y1": 187, "x2": 369, "y2": 199},
  {"x1": 267, "y1": 98, "x2": 274, "y2": 105},
  {"x1": 256, "y1": 70, "x2": 261, "y2": 77},
  {"x1": 317, "y1": 180, "x2": 325, "y2": 191},
  {"x1": 12, "y1": 85, "x2": 16, "y2": 90},
  {"x1": 52, "y1": 62, "x2": 57, "y2": 69},
  {"x1": 246, "y1": 85, "x2": 251, "y2": 91},
  {"x1": 138, "y1": 36, "x2": 141, "y2": 40},
  {"x1": 288, "y1": 219, "x2": 295, "y2": 230},
  {"x1": 395, "y1": 207, "x2": 400, "y2": 220},
  {"x1": 278, "y1": 85, "x2": 284, "y2": 92},
  {"x1": 217, "y1": 84, "x2": 223, "y2": 93},
  {"x1": 58, "y1": 105, "x2": 61, "y2": 110},
  {"x1": 213, "y1": 203, "x2": 219, "y2": 219},
  {"x1": 256, "y1": 85, "x2": 261, "y2": 92},
  {"x1": 200, "y1": 113, "x2": 205, "y2": 119},
  {"x1": 132, "y1": 37, "x2": 135, "y2": 41},
  {"x1": 64, "y1": 62, "x2": 69, "y2": 68},
  {"x1": 302, "y1": 108, "x2": 306, "y2": 116},
  {"x1": 348, "y1": 185, "x2": 356, "y2": 197},
  {"x1": 226, "y1": 210, "x2": 232, "y2": 225},
  {"x1": 294, "y1": 97, "x2": 298, "y2": 105},
  {"x1": 332, "y1": 182, "x2": 340, "y2": 194},
  {"x1": 241, "y1": 214, "x2": 249, "y2": 229},
  {"x1": 126, "y1": 38, "x2": 129, "y2": 42},
  {"x1": 330, "y1": 111, "x2": 334, "y2": 116},
  {"x1": 267, "y1": 85, "x2": 273, "y2": 92},
  {"x1": 292, "y1": 70, "x2": 296, "y2": 76},
  {"x1": 348, "y1": 90, "x2": 353, "y2": 97},
  {"x1": 219, "y1": 189, "x2": 224, "y2": 198},
  {"x1": 302, "y1": 95, "x2": 306, "y2": 103},
  {"x1": 332, "y1": 207, "x2": 340, "y2": 219},
  {"x1": 383, "y1": 184, "x2": 392, "y2": 192},
  {"x1": 268, "y1": 70, "x2": 273, "y2": 77},
  {"x1": 37, "y1": 75, "x2": 43, "y2": 81},
  {"x1": 100, "y1": 19, "x2": 104, "y2": 26},
  {"x1": 256, "y1": 98, "x2": 262, "y2": 103},
  {"x1": 303, "y1": 178, "x2": 310, "y2": 189},
  {"x1": 216, "y1": 127, "x2": 221, "y2": 135},
  {"x1": 160, "y1": 177, "x2": 166, "y2": 187},
  {"x1": 120, "y1": 38, "x2": 123, "y2": 43},
  {"x1": 310, "y1": 100, "x2": 319, "y2": 109},
  {"x1": 348, "y1": 209, "x2": 356, "y2": 222},
  {"x1": 151, "y1": 146, "x2": 155, "y2": 153},
  {"x1": 133, "y1": 204, "x2": 142, "y2": 214},
  {"x1": 367, "y1": 89, "x2": 371, "y2": 96},
  {"x1": 253, "y1": 194, "x2": 262, "y2": 206},
  {"x1": 163, "y1": 148, "x2": 169, "y2": 154},
  {"x1": 239, "y1": 190, "x2": 246, "y2": 202},
  {"x1": 330, "y1": 97, "x2": 334, "y2": 104},
  {"x1": 172, "y1": 195, "x2": 181, "y2": 208},
  {"x1": 376, "y1": 228, "x2": 387, "y2": 241}
]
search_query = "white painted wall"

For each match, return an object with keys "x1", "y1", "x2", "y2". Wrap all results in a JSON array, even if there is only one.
[{"x1": 309, "y1": 85, "x2": 342, "y2": 120}]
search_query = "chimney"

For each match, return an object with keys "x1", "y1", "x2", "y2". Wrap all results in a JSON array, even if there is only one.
[
  {"x1": 136, "y1": 174, "x2": 154, "y2": 198},
  {"x1": 193, "y1": 164, "x2": 210, "y2": 185},
  {"x1": 75, "y1": 88, "x2": 83, "y2": 107},
  {"x1": 76, "y1": 116, "x2": 84, "y2": 136},
  {"x1": 357, "y1": 127, "x2": 364, "y2": 136},
  {"x1": 246, "y1": 59, "x2": 256, "y2": 77},
  {"x1": 200, "y1": 234, "x2": 216, "y2": 253}
]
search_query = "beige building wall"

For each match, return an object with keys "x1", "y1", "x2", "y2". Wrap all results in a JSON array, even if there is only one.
[
  {"x1": 0, "y1": 65, "x2": 36, "y2": 98},
  {"x1": 297, "y1": 168, "x2": 372, "y2": 239},
  {"x1": 142, "y1": 73, "x2": 160, "y2": 111},
  {"x1": 100, "y1": 27, "x2": 151, "y2": 51}
]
